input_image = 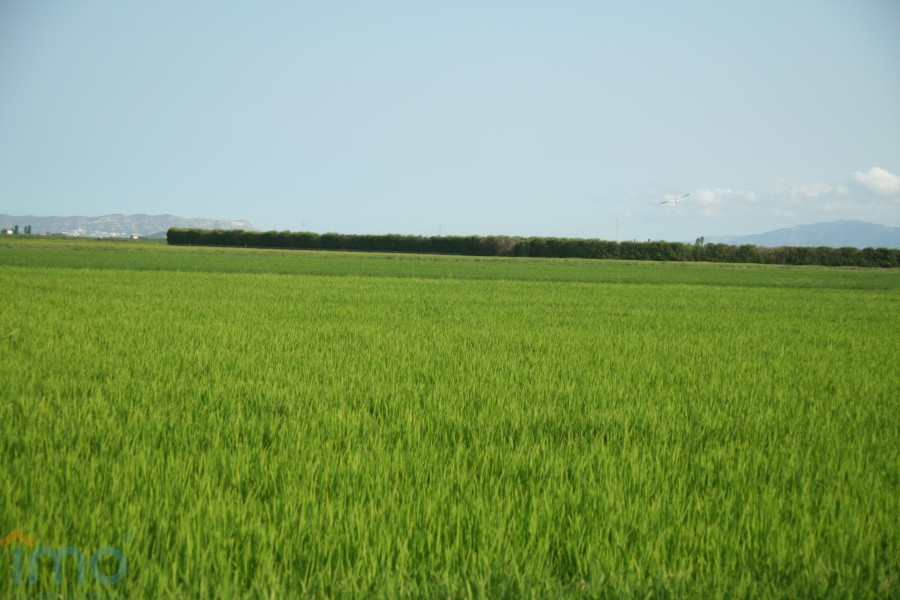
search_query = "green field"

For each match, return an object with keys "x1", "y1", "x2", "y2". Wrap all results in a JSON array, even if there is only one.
[{"x1": 2, "y1": 238, "x2": 899, "y2": 598}]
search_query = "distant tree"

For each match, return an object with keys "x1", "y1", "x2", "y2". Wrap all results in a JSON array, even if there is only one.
[
  {"x1": 695, "y1": 236, "x2": 705, "y2": 246},
  {"x1": 24, "y1": 225, "x2": 32, "y2": 235},
  {"x1": 13, "y1": 225, "x2": 19, "y2": 234}
]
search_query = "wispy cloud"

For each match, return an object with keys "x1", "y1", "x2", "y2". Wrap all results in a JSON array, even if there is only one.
[
  {"x1": 691, "y1": 188, "x2": 756, "y2": 216},
  {"x1": 766, "y1": 167, "x2": 900, "y2": 224},
  {"x1": 852, "y1": 166, "x2": 900, "y2": 198},
  {"x1": 774, "y1": 179, "x2": 849, "y2": 201},
  {"x1": 684, "y1": 167, "x2": 900, "y2": 237},
  {"x1": 655, "y1": 166, "x2": 900, "y2": 238}
]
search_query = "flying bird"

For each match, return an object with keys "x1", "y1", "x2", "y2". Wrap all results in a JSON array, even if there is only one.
[{"x1": 660, "y1": 193, "x2": 690, "y2": 205}]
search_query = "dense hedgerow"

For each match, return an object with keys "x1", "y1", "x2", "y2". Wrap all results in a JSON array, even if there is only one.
[{"x1": 167, "y1": 228, "x2": 900, "y2": 267}]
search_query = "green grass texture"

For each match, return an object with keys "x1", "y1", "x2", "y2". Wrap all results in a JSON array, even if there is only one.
[{"x1": 2, "y1": 238, "x2": 898, "y2": 598}]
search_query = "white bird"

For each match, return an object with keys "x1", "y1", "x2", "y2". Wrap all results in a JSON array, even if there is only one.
[{"x1": 660, "y1": 193, "x2": 690, "y2": 205}]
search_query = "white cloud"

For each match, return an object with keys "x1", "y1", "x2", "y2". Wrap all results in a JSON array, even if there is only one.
[
  {"x1": 694, "y1": 189, "x2": 721, "y2": 206},
  {"x1": 694, "y1": 188, "x2": 757, "y2": 205},
  {"x1": 703, "y1": 168, "x2": 900, "y2": 232},
  {"x1": 691, "y1": 188, "x2": 756, "y2": 216},
  {"x1": 774, "y1": 179, "x2": 849, "y2": 201},
  {"x1": 852, "y1": 166, "x2": 900, "y2": 197},
  {"x1": 770, "y1": 168, "x2": 900, "y2": 222},
  {"x1": 792, "y1": 183, "x2": 831, "y2": 198},
  {"x1": 653, "y1": 168, "x2": 900, "y2": 233}
]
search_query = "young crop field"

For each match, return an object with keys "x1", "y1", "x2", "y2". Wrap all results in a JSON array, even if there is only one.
[{"x1": 1, "y1": 238, "x2": 899, "y2": 598}]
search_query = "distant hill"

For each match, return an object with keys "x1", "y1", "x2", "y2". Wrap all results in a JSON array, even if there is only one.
[
  {"x1": 0, "y1": 213, "x2": 256, "y2": 238},
  {"x1": 706, "y1": 220, "x2": 900, "y2": 249}
]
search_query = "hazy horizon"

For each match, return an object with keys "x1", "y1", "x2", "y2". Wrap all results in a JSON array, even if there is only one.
[{"x1": 2, "y1": 2, "x2": 899, "y2": 241}]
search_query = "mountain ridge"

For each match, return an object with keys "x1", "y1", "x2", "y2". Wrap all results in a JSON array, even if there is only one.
[{"x1": 705, "y1": 220, "x2": 900, "y2": 249}]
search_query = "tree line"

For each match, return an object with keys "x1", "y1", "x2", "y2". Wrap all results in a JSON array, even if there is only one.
[{"x1": 166, "y1": 228, "x2": 900, "y2": 268}]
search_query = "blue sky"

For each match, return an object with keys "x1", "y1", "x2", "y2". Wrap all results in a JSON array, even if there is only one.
[{"x1": 1, "y1": 1, "x2": 898, "y2": 241}]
